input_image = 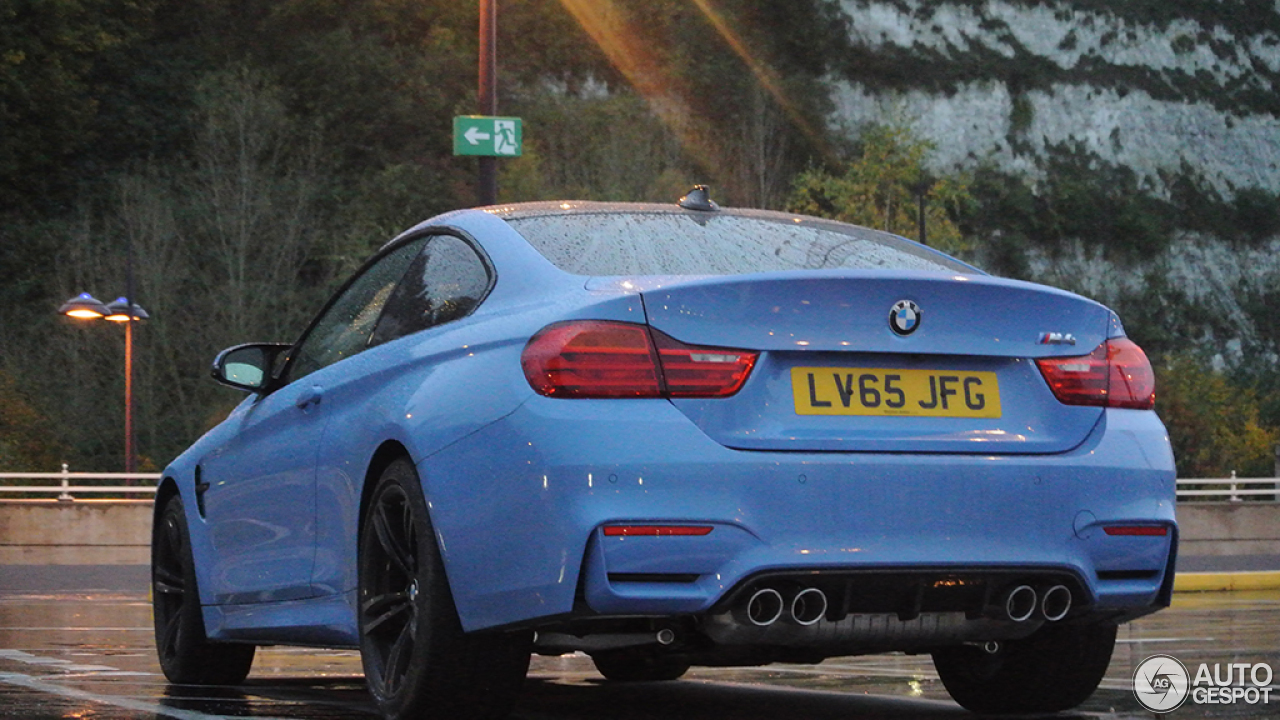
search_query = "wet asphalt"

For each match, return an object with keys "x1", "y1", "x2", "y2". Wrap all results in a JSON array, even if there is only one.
[{"x1": 1, "y1": 565, "x2": 1277, "y2": 719}]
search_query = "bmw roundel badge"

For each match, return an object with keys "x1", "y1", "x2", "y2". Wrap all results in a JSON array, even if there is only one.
[{"x1": 889, "y1": 300, "x2": 921, "y2": 336}]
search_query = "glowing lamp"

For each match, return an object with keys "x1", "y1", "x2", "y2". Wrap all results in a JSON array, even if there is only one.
[{"x1": 58, "y1": 293, "x2": 111, "y2": 319}]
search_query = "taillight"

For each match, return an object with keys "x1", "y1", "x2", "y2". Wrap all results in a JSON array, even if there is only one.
[
  {"x1": 521, "y1": 321, "x2": 661, "y2": 397},
  {"x1": 652, "y1": 331, "x2": 756, "y2": 397},
  {"x1": 1035, "y1": 337, "x2": 1155, "y2": 410},
  {"x1": 522, "y1": 320, "x2": 757, "y2": 399}
]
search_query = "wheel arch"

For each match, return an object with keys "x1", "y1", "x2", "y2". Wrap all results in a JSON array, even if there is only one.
[
  {"x1": 357, "y1": 440, "x2": 415, "y2": 540},
  {"x1": 153, "y1": 477, "x2": 181, "y2": 530}
]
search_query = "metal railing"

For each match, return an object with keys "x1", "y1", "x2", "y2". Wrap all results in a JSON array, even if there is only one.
[
  {"x1": 0, "y1": 465, "x2": 160, "y2": 501},
  {"x1": 1175, "y1": 473, "x2": 1277, "y2": 502},
  {"x1": 0, "y1": 467, "x2": 1276, "y2": 502}
]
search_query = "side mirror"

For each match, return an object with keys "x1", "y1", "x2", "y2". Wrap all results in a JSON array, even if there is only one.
[{"x1": 211, "y1": 343, "x2": 291, "y2": 392}]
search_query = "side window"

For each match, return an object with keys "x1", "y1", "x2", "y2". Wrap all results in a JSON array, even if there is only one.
[
  {"x1": 370, "y1": 235, "x2": 491, "y2": 346},
  {"x1": 287, "y1": 237, "x2": 427, "y2": 382}
]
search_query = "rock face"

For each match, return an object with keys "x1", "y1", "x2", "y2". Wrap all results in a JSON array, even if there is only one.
[{"x1": 830, "y1": 0, "x2": 1280, "y2": 194}]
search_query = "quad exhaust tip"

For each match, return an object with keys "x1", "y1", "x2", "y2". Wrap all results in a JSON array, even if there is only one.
[
  {"x1": 746, "y1": 588, "x2": 784, "y2": 626},
  {"x1": 999, "y1": 583, "x2": 1072, "y2": 622},
  {"x1": 1040, "y1": 584, "x2": 1072, "y2": 621},
  {"x1": 745, "y1": 587, "x2": 829, "y2": 627},
  {"x1": 1004, "y1": 585, "x2": 1038, "y2": 622},
  {"x1": 744, "y1": 582, "x2": 1068, "y2": 628},
  {"x1": 790, "y1": 588, "x2": 828, "y2": 626}
]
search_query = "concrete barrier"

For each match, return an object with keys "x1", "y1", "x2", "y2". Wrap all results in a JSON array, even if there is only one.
[
  {"x1": 2, "y1": 499, "x2": 1278, "y2": 573},
  {"x1": 0, "y1": 500, "x2": 151, "y2": 565},
  {"x1": 1176, "y1": 503, "x2": 1280, "y2": 556}
]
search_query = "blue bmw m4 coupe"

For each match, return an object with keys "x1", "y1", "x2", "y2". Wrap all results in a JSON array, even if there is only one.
[{"x1": 152, "y1": 188, "x2": 1176, "y2": 718}]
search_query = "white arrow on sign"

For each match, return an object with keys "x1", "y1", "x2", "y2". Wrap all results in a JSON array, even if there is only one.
[{"x1": 464, "y1": 126, "x2": 491, "y2": 145}]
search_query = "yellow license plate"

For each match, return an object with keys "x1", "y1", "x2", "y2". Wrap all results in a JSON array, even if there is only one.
[{"x1": 791, "y1": 367, "x2": 1002, "y2": 418}]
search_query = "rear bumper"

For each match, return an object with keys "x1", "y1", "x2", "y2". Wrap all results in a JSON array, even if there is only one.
[{"x1": 421, "y1": 397, "x2": 1176, "y2": 633}]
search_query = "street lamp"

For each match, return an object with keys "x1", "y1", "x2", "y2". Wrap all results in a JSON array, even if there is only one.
[
  {"x1": 58, "y1": 292, "x2": 111, "y2": 319},
  {"x1": 58, "y1": 292, "x2": 149, "y2": 475},
  {"x1": 909, "y1": 174, "x2": 936, "y2": 247}
]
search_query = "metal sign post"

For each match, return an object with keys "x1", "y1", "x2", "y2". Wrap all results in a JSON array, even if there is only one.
[{"x1": 478, "y1": 0, "x2": 497, "y2": 205}]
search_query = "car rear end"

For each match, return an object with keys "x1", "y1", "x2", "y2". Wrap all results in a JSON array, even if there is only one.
[{"x1": 434, "y1": 204, "x2": 1176, "y2": 666}]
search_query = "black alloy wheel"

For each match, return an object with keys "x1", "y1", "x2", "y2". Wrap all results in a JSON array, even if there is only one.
[
  {"x1": 358, "y1": 457, "x2": 531, "y2": 720},
  {"x1": 152, "y1": 493, "x2": 255, "y2": 685}
]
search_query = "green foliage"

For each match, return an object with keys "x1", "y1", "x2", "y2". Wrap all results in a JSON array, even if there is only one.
[
  {"x1": 502, "y1": 92, "x2": 688, "y2": 203},
  {"x1": 964, "y1": 151, "x2": 1280, "y2": 282},
  {"x1": 0, "y1": 370, "x2": 63, "y2": 470},
  {"x1": 961, "y1": 147, "x2": 1176, "y2": 266},
  {"x1": 1009, "y1": 94, "x2": 1034, "y2": 136},
  {"x1": 1, "y1": 0, "x2": 1278, "y2": 479},
  {"x1": 0, "y1": 0, "x2": 161, "y2": 213},
  {"x1": 1171, "y1": 33, "x2": 1197, "y2": 55},
  {"x1": 0, "y1": 0, "x2": 861, "y2": 469},
  {"x1": 1230, "y1": 188, "x2": 1280, "y2": 243},
  {"x1": 789, "y1": 125, "x2": 972, "y2": 255},
  {"x1": 550, "y1": 0, "x2": 847, "y2": 206},
  {"x1": 1156, "y1": 354, "x2": 1280, "y2": 479},
  {"x1": 1233, "y1": 281, "x2": 1280, "y2": 430}
]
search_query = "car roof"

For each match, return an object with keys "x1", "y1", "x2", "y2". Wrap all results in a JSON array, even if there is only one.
[{"x1": 483, "y1": 200, "x2": 863, "y2": 231}]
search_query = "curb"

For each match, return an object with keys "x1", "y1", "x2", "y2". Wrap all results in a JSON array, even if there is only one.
[{"x1": 1173, "y1": 570, "x2": 1280, "y2": 593}]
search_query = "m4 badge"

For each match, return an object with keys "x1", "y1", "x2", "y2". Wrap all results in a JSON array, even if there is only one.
[{"x1": 1038, "y1": 332, "x2": 1077, "y2": 345}]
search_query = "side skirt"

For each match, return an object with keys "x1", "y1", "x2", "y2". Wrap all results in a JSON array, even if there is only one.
[{"x1": 203, "y1": 589, "x2": 360, "y2": 648}]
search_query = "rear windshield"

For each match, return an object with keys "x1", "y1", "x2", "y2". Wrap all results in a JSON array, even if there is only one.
[{"x1": 505, "y1": 212, "x2": 973, "y2": 276}]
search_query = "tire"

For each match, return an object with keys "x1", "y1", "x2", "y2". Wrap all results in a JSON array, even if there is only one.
[
  {"x1": 932, "y1": 622, "x2": 1117, "y2": 714},
  {"x1": 358, "y1": 457, "x2": 532, "y2": 720},
  {"x1": 591, "y1": 648, "x2": 691, "y2": 682},
  {"x1": 152, "y1": 493, "x2": 256, "y2": 685}
]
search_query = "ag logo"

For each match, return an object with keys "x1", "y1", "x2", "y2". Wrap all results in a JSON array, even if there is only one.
[
  {"x1": 1134, "y1": 654, "x2": 1190, "y2": 712},
  {"x1": 889, "y1": 300, "x2": 921, "y2": 336}
]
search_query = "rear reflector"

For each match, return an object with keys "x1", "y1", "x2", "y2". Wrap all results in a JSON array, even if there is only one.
[
  {"x1": 603, "y1": 525, "x2": 714, "y2": 537},
  {"x1": 522, "y1": 320, "x2": 757, "y2": 398},
  {"x1": 1035, "y1": 337, "x2": 1155, "y2": 410},
  {"x1": 1103, "y1": 526, "x2": 1169, "y2": 537}
]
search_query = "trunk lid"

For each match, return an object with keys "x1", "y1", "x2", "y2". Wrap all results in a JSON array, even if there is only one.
[{"x1": 631, "y1": 270, "x2": 1112, "y2": 454}]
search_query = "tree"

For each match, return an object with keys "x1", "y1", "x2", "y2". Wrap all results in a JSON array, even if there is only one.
[
  {"x1": 552, "y1": 0, "x2": 845, "y2": 206},
  {"x1": 502, "y1": 91, "x2": 688, "y2": 202},
  {"x1": 0, "y1": 0, "x2": 160, "y2": 214},
  {"x1": 0, "y1": 370, "x2": 62, "y2": 470},
  {"x1": 1156, "y1": 354, "x2": 1279, "y2": 479},
  {"x1": 788, "y1": 125, "x2": 972, "y2": 255}
]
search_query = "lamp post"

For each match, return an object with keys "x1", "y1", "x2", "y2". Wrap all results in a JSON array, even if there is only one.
[
  {"x1": 909, "y1": 174, "x2": 936, "y2": 247},
  {"x1": 58, "y1": 257, "x2": 149, "y2": 475}
]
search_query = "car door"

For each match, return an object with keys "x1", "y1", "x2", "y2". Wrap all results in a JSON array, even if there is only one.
[
  {"x1": 309, "y1": 232, "x2": 494, "y2": 595},
  {"x1": 199, "y1": 237, "x2": 427, "y2": 605}
]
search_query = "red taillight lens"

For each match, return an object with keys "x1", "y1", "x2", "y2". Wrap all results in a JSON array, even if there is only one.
[
  {"x1": 521, "y1": 321, "x2": 662, "y2": 398},
  {"x1": 652, "y1": 330, "x2": 756, "y2": 397},
  {"x1": 1035, "y1": 337, "x2": 1155, "y2": 410},
  {"x1": 521, "y1": 321, "x2": 757, "y2": 399}
]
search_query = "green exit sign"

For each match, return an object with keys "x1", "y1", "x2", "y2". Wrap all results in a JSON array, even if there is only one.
[{"x1": 453, "y1": 116, "x2": 523, "y2": 157}]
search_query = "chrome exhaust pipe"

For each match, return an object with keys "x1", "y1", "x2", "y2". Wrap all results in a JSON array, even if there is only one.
[
  {"x1": 1002, "y1": 585, "x2": 1037, "y2": 622},
  {"x1": 1040, "y1": 584, "x2": 1072, "y2": 622},
  {"x1": 746, "y1": 588, "x2": 784, "y2": 626},
  {"x1": 789, "y1": 587, "x2": 827, "y2": 626}
]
